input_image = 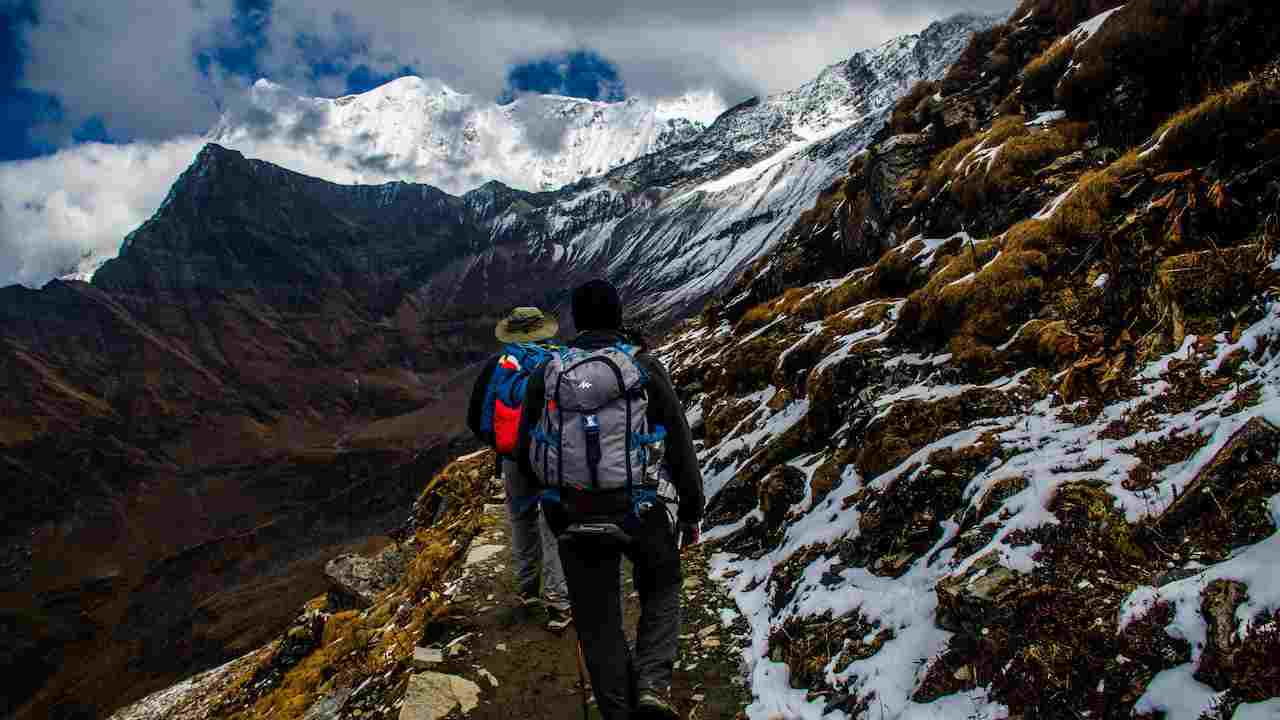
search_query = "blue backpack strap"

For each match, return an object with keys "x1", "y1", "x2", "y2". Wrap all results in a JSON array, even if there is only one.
[{"x1": 614, "y1": 342, "x2": 649, "y2": 385}]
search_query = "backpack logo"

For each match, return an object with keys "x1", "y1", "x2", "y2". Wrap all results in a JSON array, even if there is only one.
[{"x1": 529, "y1": 344, "x2": 653, "y2": 495}]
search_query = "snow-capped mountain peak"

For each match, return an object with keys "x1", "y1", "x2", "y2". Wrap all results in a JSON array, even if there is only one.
[{"x1": 208, "y1": 76, "x2": 727, "y2": 195}]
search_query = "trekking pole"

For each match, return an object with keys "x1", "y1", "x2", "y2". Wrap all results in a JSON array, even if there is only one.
[{"x1": 575, "y1": 639, "x2": 590, "y2": 720}]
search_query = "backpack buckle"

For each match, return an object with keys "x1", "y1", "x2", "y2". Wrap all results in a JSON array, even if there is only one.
[{"x1": 561, "y1": 522, "x2": 632, "y2": 544}]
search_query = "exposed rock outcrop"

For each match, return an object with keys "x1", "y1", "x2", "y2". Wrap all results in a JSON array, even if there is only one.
[{"x1": 325, "y1": 545, "x2": 410, "y2": 609}]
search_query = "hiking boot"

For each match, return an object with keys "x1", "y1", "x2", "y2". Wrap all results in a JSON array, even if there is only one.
[
  {"x1": 633, "y1": 690, "x2": 678, "y2": 720},
  {"x1": 545, "y1": 605, "x2": 573, "y2": 633}
]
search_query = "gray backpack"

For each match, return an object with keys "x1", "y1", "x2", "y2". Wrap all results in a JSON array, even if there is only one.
[{"x1": 529, "y1": 344, "x2": 664, "y2": 498}]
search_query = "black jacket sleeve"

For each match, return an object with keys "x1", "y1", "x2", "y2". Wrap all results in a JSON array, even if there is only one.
[
  {"x1": 516, "y1": 364, "x2": 546, "y2": 481},
  {"x1": 639, "y1": 353, "x2": 705, "y2": 524},
  {"x1": 466, "y1": 355, "x2": 500, "y2": 441}
]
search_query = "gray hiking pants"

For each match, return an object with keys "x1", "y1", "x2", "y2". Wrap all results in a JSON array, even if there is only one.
[
  {"x1": 501, "y1": 460, "x2": 568, "y2": 610},
  {"x1": 557, "y1": 508, "x2": 682, "y2": 720}
]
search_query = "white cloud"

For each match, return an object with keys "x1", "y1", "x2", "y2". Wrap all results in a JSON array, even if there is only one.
[
  {"x1": 0, "y1": 137, "x2": 204, "y2": 286},
  {"x1": 18, "y1": 0, "x2": 240, "y2": 143},
  {"x1": 14, "y1": 1, "x2": 1014, "y2": 143}
]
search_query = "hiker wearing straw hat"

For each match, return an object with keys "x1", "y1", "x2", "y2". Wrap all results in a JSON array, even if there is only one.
[{"x1": 467, "y1": 306, "x2": 572, "y2": 631}]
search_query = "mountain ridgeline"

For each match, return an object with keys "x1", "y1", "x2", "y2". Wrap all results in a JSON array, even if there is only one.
[
  {"x1": 107, "y1": 0, "x2": 1280, "y2": 718},
  {"x1": 0, "y1": 14, "x2": 995, "y2": 720}
]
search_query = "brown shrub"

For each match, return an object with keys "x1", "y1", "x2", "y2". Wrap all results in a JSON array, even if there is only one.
[
  {"x1": 952, "y1": 121, "x2": 1091, "y2": 210},
  {"x1": 1138, "y1": 76, "x2": 1280, "y2": 172},
  {"x1": 1013, "y1": 0, "x2": 1126, "y2": 33},
  {"x1": 922, "y1": 115, "x2": 1029, "y2": 202},
  {"x1": 890, "y1": 79, "x2": 940, "y2": 135},
  {"x1": 1021, "y1": 37, "x2": 1078, "y2": 100}
]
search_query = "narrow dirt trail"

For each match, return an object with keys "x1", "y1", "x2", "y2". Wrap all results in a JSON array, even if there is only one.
[{"x1": 425, "y1": 498, "x2": 751, "y2": 719}]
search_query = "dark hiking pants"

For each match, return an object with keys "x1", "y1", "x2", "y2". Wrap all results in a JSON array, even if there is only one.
[{"x1": 557, "y1": 508, "x2": 682, "y2": 720}]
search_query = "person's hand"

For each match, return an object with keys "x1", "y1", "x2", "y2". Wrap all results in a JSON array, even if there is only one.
[{"x1": 679, "y1": 522, "x2": 701, "y2": 548}]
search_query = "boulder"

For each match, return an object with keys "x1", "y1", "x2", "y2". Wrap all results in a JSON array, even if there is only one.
[
  {"x1": 1156, "y1": 416, "x2": 1280, "y2": 533},
  {"x1": 935, "y1": 552, "x2": 1025, "y2": 633},
  {"x1": 1196, "y1": 580, "x2": 1248, "y2": 690},
  {"x1": 398, "y1": 672, "x2": 482, "y2": 720},
  {"x1": 325, "y1": 544, "x2": 408, "y2": 609},
  {"x1": 302, "y1": 687, "x2": 353, "y2": 720}
]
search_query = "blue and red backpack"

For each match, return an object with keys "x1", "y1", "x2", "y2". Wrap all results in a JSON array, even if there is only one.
[{"x1": 478, "y1": 342, "x2": 557, "y2": 457}]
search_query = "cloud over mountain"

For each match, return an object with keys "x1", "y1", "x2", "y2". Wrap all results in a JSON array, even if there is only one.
[{"x1": 8, "y1": 0, "x2": 1013, "y2": 145}]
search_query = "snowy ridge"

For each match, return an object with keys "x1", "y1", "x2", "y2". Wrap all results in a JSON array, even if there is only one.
[
  {"x1": 209, "y1": 76, "x2": 726, "y2": 194},
  {"x1": 460, "y1": 13, "x2": 1002, "y2": 322}
]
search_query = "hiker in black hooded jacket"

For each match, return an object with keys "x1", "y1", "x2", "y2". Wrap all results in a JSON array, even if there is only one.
[{"x1": 517, "y1": 279, "x2": 704, "y2": 720}]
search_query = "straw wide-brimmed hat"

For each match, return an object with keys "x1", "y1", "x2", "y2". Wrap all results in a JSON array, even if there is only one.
[{"x1": 495, "y1": 306, "x2": 559, "y2": 343}]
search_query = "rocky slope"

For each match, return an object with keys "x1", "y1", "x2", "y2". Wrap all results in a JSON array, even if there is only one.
[
  {"x1": 1, "y1": 14, "x2": 994, "y2": 719},
  {"x1": 109, "y1": 450, "x2": 752, "y2": 720},
  {"x1": 38, "y1": 4, "x2": 1280, "y2": 719},
  {"x1": 0, "y1": 146, "x2": 490, "y2": 719},
  {"x1": 421, "y1": 13, "x2": 1001, "y2": 326},
  {"x1": 649, "y1": 1, "x2": 1280, "y2": 717}
]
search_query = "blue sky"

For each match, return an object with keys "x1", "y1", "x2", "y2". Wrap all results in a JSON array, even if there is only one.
[{"x1": 0, "y1": 0, "x2": 633, "y2": 162}]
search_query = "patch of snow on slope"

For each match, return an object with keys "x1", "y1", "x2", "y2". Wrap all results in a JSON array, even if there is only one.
[
  {"x1": 688, "y1": 281, "x2": 1280, "y2": 718},
  {"x1": 1067, "y1": 5, "x2": 1127, "y2": 48},
  {"x1": 1120, "y1": 493, "x2": 1280, "y2": 714}
]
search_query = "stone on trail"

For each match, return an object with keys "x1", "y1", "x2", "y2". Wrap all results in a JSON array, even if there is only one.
[
  {"x1": 465, "y1": 544, "x2": 504, "y2": 566},
  {"x1": 412, "y1": 646, "x2": 444, "y2": 668},
  {"x1": 302, "y1": 686, "x2": 352, "y2": 720},
  {"x1": 399, "y1": 672, "x2": 482, "y2": 720}
]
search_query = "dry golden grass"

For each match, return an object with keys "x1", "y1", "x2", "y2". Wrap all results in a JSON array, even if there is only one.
[
  {"x1": 1137, "y1": 76, "x2": 1280, "y2": 171},
  {"x1": 821, "y1": 237, "x2": 947, "y2": 317},
  {"x1": 1046, "y1": 169, "x2": 1116, "y2": 247},
  {"x1": 1021, "y1": 37, "x2": 1078, "y2": 99},
  {"x1": 994, "y1": 122, "x2": 1089, "y2": 186},
  {"x1": 737, "y1": 303, "x2": 776, "y2": 333},
  {"x1": 898, "y1": 238, "x2": 1025, "y2": 340},
  {"x1": 214, "y1": 454, "x2": 488, "y2": 720},
  {"x1": 952, "y1": 121, "x2": 1091, "y2": 210},
  {"x1": 921, "y1": 115, "x2": 1030, "y2": 203},
  {"x1": 890, "y1": 79, "x2": 940, "y2": 134},
  {"x1": 825, "y1": 301, "x2": 896, "y2": 337},
  {"x1": 241, "y1": 611, "x2": 366, "y2": 718},
  {"x1": 738, "y1": 286, "x2": 824, "y2": 331}
]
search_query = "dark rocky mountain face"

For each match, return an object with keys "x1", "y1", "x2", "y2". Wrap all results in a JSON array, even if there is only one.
[{"x1": 0, "y1": 146, "x2": 500, "y2": 720}]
